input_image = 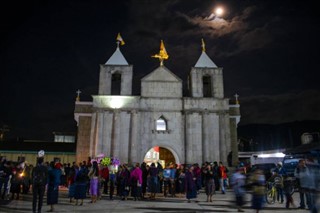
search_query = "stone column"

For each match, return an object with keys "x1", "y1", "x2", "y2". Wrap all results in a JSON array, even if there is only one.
[
  {"x1": 76, "y1": 116, "x2": 92, "y2": 163},
  {"x1": 110, "y1": 110, "x2": 119, "y2": 157},
  {"x1": 202, "y1": 111, "x2": 209, "y2": 162},
  {"x1": 90, "y1": 112, "x2": 103, "y2": 158},
  {"x1": 194, "y1": 112, "x2": 203, "y2": 163},
  {"x1": 185, "y1": 112, "x2": 193, "y2": 164},
  {"x1": 128, "y1": 110, "x2": 138, "y2": 164},
  {"x1": 102, "y1": 111, "x2": 113, "y2": 156},
  {"x1": 219, "y1": 113, "x2": 227, "y2": 164},
  {"x1": 230, "y1": 118, "x2": 239, "y2": 166},
  {"x1": 89, "y1": 112, "x2": 97, "y2": 158}
]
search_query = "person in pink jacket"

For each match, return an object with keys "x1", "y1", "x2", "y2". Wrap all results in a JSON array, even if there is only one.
[{"x1": 130, "y1": 163, "x2": 143, "y2": 201}]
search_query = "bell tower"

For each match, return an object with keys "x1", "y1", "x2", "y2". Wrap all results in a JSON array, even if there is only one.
[
  {"x1": 189, "y1": 39, "x2": 224, "y2": 98},
  {"x1": 99, "y1": 34, "x2": 133, "y2": 95}
]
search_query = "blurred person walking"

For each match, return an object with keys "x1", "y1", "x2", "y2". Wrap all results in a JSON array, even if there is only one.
[
  {"x1": 230, "y1": 168, "x2": 246, "y2": 212},
  {"x1": 249, "y1": 169, "x2": 266, "y2": 213},
  {"x1": 283, "y1": 176, "x2": 296, "y2": 209},
  {"x1": 294, "y1": 159, "x2": 311, "y2": 210}
]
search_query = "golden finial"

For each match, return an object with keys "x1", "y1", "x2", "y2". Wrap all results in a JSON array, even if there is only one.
[
  {"x1": 116, "y1": 33, "x2": 125, "y2": 47},
  {"x1": 201, "y1": 38, "x2": 206, "y2": 52},
  {"x1": 152, "y1": 40, "x2": 169, "y2": 66}
]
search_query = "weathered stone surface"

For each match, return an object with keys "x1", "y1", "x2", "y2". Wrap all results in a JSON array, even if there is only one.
[{"x1": 75, "y1": 48, "x2": 240, "y2": 166}]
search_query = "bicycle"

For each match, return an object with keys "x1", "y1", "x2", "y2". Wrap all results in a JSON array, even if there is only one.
[{"x1": 265, "y1": 181, "x2": 278, "y2": 204}]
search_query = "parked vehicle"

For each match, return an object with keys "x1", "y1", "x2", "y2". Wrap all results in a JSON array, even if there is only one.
[{"x1": 249, "y1": 163, "x2": 277, "y2": 181}]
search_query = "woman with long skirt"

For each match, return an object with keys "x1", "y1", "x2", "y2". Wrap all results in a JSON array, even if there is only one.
[
  {"x1": 88, "y1": 161, "x2": 99, "y2": 203},
  {"x1": 176, "y1": 164, "x2": 186, "y2": 198},
  {"x1": 148, "y1": 163, "x2": 159, "y2": 200},
  {"x1": 204, "y1": 164, "x2": 215, "y2": 202},
  {"x1": 185, "y1": 165, "x2": 197, "y2": 203},
  {"x1": 47, "y1": 161, "x2": 62, "y2": 212},
  {"x1": 74, "y1": 167, "x2": 87, "y2": 206},
  {"x1": 140, "y1": 162, "x2": 148, "y2": 199},
  {"x1": 67, "y1": 165, "x2": 77, "y2": 203},
  {"x1": 130, "y1": 163, "x2": 143, "y2": 201},
  {"x1": 119, "y1": 164, "x2": 130, "y2": 200}
]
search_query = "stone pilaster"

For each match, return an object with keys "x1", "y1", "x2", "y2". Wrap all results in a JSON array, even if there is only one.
[
  {"x1": 129, "y1": 110, "x2": 138, "y2": 163},
  {"x1": 76, "y1": 116, "x2": 92, "y2": 163},
  {"x1": 230, "y1": 117, "x2": 238, "y2": 166},
  {"x1": 185, "y1": 112, "x2": 192, "y2": 164},
  {"x1": 219, "y1": 113, "x2": 227, "y2": 164},
  {"x1": 110, "y1": 110, "x2": 119, "y2": 157},
  {"x1": 202, "y1": 111, "x2": 209, "y2": 162},
  {"x1": 102, "y1": 112, "x2": 113, "y2": 156}
]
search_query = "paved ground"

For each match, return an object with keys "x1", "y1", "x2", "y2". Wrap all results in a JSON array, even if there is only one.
[{"x1": 0, "y1": 187, "x2": 311, "y2": 213}]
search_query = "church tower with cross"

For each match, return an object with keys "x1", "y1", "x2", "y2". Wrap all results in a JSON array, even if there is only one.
[{"x1": 74, "y1": 35, "x2": 241, "y2": 166}]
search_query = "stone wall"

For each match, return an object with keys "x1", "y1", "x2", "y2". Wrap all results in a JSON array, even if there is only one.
[{"x1": 76, "y1": 116, "x2": 92, "y2": 163}]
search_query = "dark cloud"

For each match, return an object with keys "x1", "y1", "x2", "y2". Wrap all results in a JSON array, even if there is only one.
[
  {"x1": 1, "y1": 0, "x2": 320, "y2": 140},
  {"x1": 239, "y1": 90, "x2": 320, "y2": 125}
]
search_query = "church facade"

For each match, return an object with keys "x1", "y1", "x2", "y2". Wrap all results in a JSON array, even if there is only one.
[{"x1": 74, "y1": 40, "x2": 240, "y2": 165}]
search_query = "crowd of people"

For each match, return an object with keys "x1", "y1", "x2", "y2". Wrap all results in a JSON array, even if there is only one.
[{"x1": 0, "y1": 156, "x2": 319, "y2": 213}]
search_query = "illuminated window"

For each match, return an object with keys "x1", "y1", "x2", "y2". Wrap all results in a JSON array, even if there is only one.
[{"x1": 156, "y1": 116, "x2": 167, "y2": 131}]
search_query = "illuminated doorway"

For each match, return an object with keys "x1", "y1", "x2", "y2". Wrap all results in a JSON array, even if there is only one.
[{"x1": 144, "y1": 146, "x2": 176, "y2": 168}]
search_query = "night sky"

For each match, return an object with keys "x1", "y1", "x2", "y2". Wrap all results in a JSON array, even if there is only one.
[{"x1": 1, "y1": 0, "x2": 320, "y2": 141}]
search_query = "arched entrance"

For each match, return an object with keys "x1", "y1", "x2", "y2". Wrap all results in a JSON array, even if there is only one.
[{"x1": 144, "y1": 146, "x2": 178, "y2": 167}]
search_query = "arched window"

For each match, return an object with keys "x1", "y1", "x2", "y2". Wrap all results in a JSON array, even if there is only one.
[{"x1": 156, "y1": 116, "x2": 167, "y2": 131}]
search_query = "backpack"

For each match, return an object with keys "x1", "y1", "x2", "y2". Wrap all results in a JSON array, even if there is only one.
[{"x1": 274, "y1": 176, "x2": 282, "y2": 187}]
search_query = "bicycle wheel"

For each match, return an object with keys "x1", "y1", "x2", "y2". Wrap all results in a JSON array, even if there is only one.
[{"x1": 266, "y1": 187, "x2": 276, "y2": 204}]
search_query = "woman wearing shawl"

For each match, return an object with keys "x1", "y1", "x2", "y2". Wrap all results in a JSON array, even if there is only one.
[
  {"x1": 119, "y1": 164, "x2": 130, "y2": 200},
  {"x1": 74, "y1": 166, "x2": 87, "y2": 206},
  {"x1": 141, "y1": 162, "x2": 148, "y2": 199},
  {"x1": 185, "y1": 165, "x2": 197, "y2": 203},
  {"x1": 47, "y1": 161, "x2": 62, "y2": 212},
  {"x1": 130, "y1": 163, "x2": 143, "y2": 201},
  {"x1": 148, "y1": 163, "x2": 159, "y2": 200}
]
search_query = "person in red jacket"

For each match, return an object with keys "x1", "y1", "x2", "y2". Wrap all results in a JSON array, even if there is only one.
[
  {"x1": 219, "y1": 161, "x2": 228, "y2": 194},
  {"x1": 100, "y1": 165, "x2": 109, "y2": 195}
]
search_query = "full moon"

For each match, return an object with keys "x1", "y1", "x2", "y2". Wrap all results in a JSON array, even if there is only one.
[{"x1": 215, "y1": 7, "x2": 224, "y2": 17}]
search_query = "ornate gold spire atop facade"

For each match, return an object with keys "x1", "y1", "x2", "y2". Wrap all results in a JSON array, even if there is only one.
[
  {"x1": 152, "y1": 40, "x2": 169, "y2": 66},
  {"x1": 201, "y1": 38, "x2": 206, "y2": 52},
  {"x1": 116, "y1": 33, "x2": 125, "y2": 46}
]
